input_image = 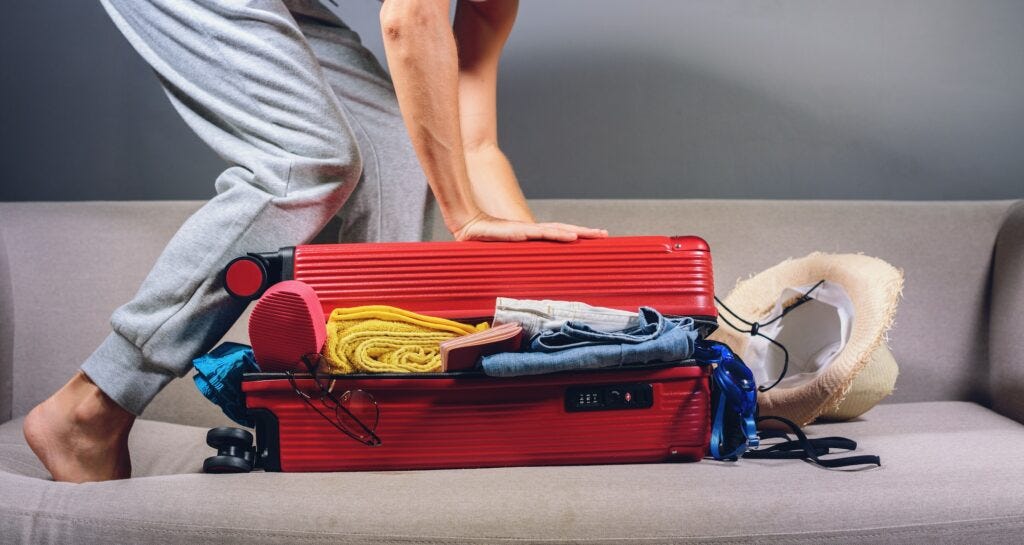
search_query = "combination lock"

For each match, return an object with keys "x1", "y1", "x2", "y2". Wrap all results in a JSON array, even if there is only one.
[{"x1": 565, "y1": 383, "x2": 654, "y2": 412}]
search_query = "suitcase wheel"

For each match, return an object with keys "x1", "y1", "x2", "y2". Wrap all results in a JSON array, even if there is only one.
[
  {"x1": 203, "y1": 454, "x2": 253, "y2": 474},
  {"x1": 203, "y1": 427, "x2": 255, "y2": 474},
  {"x1": 206, "y1": 426, "x2": 253, "y2": 450}
]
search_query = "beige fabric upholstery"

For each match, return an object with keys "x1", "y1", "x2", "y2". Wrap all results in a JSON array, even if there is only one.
[
  {"x1": 1, "y1": 199, "x2": 1023, "y2": 544},
  {"x1": 0, "y1": 200, "x2": 1019, "y2": 428},
  {"x1": 991, "y1": 201, "x2": 1024, "y2": 424},
  {"x1": 2, "y1": 402, "x2": 1023, "y2": 544}
]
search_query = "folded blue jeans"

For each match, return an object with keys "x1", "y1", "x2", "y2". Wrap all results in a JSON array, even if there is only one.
[
  {"x1": 530, "y1": 307, "x2": 672, "y2": 350},
  {"x1": 481, "y1": 307, "x2": 698, "y2": 377}
]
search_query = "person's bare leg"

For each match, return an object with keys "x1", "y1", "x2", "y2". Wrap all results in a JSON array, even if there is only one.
[{"x1": 23, "y1": 372, "x2": 134, "y2": 483}]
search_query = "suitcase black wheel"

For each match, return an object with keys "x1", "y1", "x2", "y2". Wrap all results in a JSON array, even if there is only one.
[
  {"x1": 206, "y1": 426, "x2": 253, "y2": 450},
  {"x1": 204, "y1": 427, "x2": 255, "y2": 474},
  {"x1": 203, "y1": 454, "x2": 253, "y2": 474}
]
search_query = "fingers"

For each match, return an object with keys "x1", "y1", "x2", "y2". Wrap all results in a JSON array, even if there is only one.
[
  {"x1": 535, "y1": 222, "x2": 609, "y2": 238},
  {"x1": 531, "y1": 224, "x2": 578, "y2": 242},
  {"x1": 460, "y1": 221, "x2": 574, "y2": 242},
  {"x1": 455, "y1": 216, "x2": 609, "y2": 243}
]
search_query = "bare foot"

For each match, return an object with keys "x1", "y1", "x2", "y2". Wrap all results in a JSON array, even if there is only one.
[{"x1": 23, "y1": 371, "x2": 135, "y2": 483}]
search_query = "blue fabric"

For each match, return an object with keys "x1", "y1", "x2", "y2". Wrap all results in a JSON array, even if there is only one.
[
  {"x1": 193, "y1": 342, "x2": 260, "y2": 427},
  {"x1": 530, "y1": 307, "x2": 673, "y2": 351},
  {"x1": 695, "y1": 340, "x2": 759, "y2": 460},
  {"x1": 481, "y1": 307, "x2": 698, "y2": 377}
]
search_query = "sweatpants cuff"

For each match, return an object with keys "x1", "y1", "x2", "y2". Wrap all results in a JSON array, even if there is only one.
[{"x1": 80, "y1": 332, "x2": 175, "y2": 416}]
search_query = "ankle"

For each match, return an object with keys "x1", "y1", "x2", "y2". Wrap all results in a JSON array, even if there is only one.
[{"x1": 63, "y1": 373, "x2": 135, "y2": 435}]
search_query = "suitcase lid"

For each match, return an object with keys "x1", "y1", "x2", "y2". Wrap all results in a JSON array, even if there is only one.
[{"x1": 286, "y1": 235, "x2": 715, "y2": 322}]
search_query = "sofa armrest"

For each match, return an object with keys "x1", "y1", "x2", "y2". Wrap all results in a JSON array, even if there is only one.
[
  {"x1": 0, "y1": 222, "x2": 12, "y2": 425},
  {"x1": 991, "y1": 200, "x2": 1024, "y2": 424}
]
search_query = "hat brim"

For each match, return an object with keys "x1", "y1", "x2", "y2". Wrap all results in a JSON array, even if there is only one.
[{"x1": 709, "y1": 253, "x2": 903, "y2": 426}]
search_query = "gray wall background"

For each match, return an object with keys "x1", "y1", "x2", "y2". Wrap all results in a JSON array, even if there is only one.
[{"x1": 1, "y1": 1, "x2": 1022, "y2": 201}]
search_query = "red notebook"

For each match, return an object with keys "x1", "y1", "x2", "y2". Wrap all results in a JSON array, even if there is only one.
[{"x1": 439, "y1": 322, "x2": 524, "y2": 372}]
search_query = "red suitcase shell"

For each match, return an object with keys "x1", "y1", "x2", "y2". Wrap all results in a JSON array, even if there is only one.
[{"x1": 231, "y1": 236, "x2": 717, "y2": 472}]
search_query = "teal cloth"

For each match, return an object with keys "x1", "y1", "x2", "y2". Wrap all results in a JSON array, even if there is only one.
[{"x1": 193, "y1": 342, "x2": 260, "y2": 427}]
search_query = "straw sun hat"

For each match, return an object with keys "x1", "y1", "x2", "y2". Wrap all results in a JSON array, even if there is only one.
[{"x1": 709, "y1": 253, "x2": 904, "y2": 426}]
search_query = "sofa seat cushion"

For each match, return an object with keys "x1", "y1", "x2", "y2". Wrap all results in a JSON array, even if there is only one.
[{"x1": 1, "y1": 401, "x2": 1022, "y2": 544}]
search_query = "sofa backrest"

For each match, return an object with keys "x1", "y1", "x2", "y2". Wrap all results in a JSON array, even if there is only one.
[
  {"x1": 0, "y1": 199, "x2": 1017, "y2": 427},
  {"x1": 0, "y1": 202, "x2": 226, "y2": 427}
]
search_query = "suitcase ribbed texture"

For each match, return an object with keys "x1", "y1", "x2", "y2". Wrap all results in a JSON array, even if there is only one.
[
  {"x1": 290, "y1": 236, "x2": 715, "y2": 320},
  {"x1": 244, "y1": 365, "x2": 711, "y2": 471},
  {"x1": 248, "y1": 281, "x2": 325, "y2": 373},
  {"x1": 243, "y1": 235, "x2": 716, "y2": 471}
]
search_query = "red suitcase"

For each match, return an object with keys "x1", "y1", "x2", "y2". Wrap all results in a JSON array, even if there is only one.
[{"x1": 225, "y1": 236, "x2": 717, "y2": 472}]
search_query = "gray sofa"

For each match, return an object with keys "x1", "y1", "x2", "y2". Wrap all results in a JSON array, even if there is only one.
[{"x1": 1, "y1": 199, "x2": 1023, "y2": 544}]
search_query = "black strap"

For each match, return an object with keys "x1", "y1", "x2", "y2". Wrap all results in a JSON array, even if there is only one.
[
  {"x1": 714, "y1": 280, "x2": 826, "y2": 392},
  {"x1": 745, "y1": 416, "x2": 881, "y2": 469}
]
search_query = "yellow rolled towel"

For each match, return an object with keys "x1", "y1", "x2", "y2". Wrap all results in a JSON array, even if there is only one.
[{"x1": 322, "y1": 305, "x2": 489, "y2": 374}]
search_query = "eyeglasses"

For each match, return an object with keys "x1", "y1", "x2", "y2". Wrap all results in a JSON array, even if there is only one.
[{"x1": 286, "y1": 354, "x2": 381, "y2": 447}]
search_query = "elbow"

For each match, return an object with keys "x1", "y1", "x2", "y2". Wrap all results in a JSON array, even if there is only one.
[
  {"x1": 379, "y1": 5, "x2": 403, "y2": 44},
  {"x1": 380, "y1": 0, "x2": 449, "y2": 44},
  {"x1": 462, "y1": 136, "x2": 499, "y2": 156}
]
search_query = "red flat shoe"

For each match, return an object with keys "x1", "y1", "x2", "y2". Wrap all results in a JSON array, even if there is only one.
[{"x1": 248, "y1": 280, "x2": 326, "y2": 372}]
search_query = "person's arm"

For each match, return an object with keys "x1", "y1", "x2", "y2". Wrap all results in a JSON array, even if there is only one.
[
  {"x1": 380, "y1": 0, "x2": 479, "y2": 235},
  {"x1": 380, "y1": 0, "x2": 606, "y2": 241},
  {"x1": 453, "y1": 0, "x2": 533, "y2": 223}
]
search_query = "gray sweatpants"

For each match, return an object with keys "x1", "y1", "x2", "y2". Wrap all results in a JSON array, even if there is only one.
[{"x1": 82, "y1": 0, "x2": 430, "y2": 415}]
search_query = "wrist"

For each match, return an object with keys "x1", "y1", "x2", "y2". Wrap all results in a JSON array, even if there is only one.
[
  {"x1": 477, "y1": 201, "x2": 533, "y2": 223},
  {"x1": 464, "y1": 154, "x2": 534, "y2": 223},
  {"x1": 451, "y1": 209, "x2": 488, "y2": 240},
  {"x1": 444, "y1": 201, "x2": 485, "y2": 235}
]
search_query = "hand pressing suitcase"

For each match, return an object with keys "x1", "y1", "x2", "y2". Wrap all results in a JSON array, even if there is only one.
[{"x1": 215, "y1": 236, "x2": 717, "y2": 472}]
